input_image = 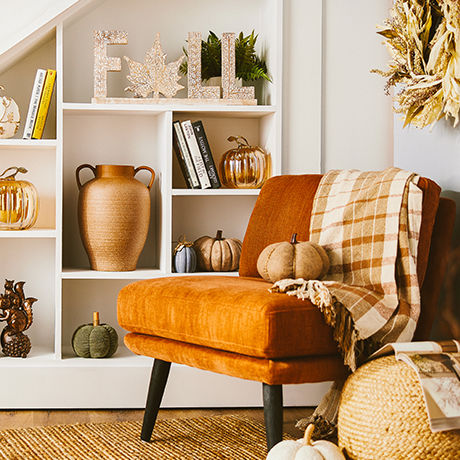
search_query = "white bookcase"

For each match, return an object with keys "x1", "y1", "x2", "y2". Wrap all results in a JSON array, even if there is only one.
[{"x1": 0, "y1": 0, "x2": 328, "y2": 409}]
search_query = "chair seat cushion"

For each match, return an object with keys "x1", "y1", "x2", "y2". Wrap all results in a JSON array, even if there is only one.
[{"x1": 117, "y1": 275, "x2": 338, "y2": 359}]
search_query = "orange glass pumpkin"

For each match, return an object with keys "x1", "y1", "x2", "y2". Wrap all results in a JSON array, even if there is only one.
[
  {"x1": 0, "y1": 167, "x2": 39, "y2": 230},
  {"x1": 219, "y1": 136, "x2": 270, "y2": 189}
]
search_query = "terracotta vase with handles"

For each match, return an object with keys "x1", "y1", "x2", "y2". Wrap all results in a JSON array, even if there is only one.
[{"x1": 76, "y1": 164, "x2": 155, "y2": 271}]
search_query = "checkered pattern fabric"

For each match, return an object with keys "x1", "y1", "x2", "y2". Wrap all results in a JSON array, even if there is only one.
[{"x1": 310, "y1": 168, "x2": 423, "y2": 345}]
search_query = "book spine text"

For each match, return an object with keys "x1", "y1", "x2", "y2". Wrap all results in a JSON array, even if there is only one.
[
  {"x1": 23, "y1": 69, "x2": 47, "y2": 139},
  {"x1": 173, "y1": 122, "x2": 200, "y2": 188},
  {"x1": 181, "y1": 120, "x2": 211, "y2": 189},
  {"x1": 32, "y1": 69, "x2": 57, "y2": 139},
  {"x1": 192, "y1": 121, "x2": 221, "y2": 188}
]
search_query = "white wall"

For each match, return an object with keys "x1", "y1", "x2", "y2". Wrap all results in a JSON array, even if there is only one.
[
  {"x1": 283, "y1": 0, "x2": 394, "y2": 174},
  {"x1": 0, "y1": 0, "x2": 77, "y2": 56},
  {"x1": 321, "y1": 0, "x2": 393, "y2": 172},
  {"x1": 283, "y1": 0, "x2": 323, "y2": 174}
]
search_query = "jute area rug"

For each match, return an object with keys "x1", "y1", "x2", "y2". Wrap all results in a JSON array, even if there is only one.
[{"x1": 0, "y1": 414, "x2": 292, "y2": 459}]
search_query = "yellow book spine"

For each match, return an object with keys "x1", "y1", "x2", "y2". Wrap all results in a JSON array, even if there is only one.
[{"x1": 32, "y1": 69, "x2": 56, "y2": 139}]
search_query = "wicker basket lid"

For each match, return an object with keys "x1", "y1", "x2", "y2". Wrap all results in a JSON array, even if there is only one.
[{"x1": 338, "y1": 355, "x2": 460, "y2": 459}]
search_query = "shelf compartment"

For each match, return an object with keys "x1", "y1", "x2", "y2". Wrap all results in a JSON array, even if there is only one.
[
  {"x1": 0, "y1": 229, "x2": 57, "y2": 238},
  {"x1": 172, "y1": 113, "x2": 277, "y2": 189},
  {"x1": 171, "y1": 195, "x2": 257, "y2": 270},
  {"x1": 0, "y1": 239, "x2": 56, "y2": 353},
  {"x1": 62, "y1": 0, "x2": 279, "y2": 106},
  {"x1": 0, "y1": 147, "x2": 57, "y2": 229},
  {"x1": 0, "y1": 34, "x2": 57, "y2": 140},
  {"x1": 63, "y1": 111, "x2": 166, "y2": 272},
  {"x1": 61, "y1": 279, "x2": 137, "y2": 355}
]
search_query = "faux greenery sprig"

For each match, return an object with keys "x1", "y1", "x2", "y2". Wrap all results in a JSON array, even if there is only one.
[{"x1": 180, "y1": 31, "x2": 271, "y2": 82}]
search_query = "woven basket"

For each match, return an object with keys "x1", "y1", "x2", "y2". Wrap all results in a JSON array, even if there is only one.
[{"x1": 338, "y1": 355, "x2": 460, "y2": 459}]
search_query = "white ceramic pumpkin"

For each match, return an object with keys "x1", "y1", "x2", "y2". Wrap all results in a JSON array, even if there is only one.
[
  {"x1": 267, "y1": 425, "x2": 345, "y2": 460},
  {"x1": 0, "y1": 86, "x2": 20, "y2": 139}
]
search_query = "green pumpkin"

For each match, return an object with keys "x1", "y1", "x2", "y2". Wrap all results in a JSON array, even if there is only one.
[{"x1": 72, "y1": 312, "x2": 118, "y2": 358}]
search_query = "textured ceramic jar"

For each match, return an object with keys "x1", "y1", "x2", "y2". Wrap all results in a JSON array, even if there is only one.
[{"x1": 76, "y1": 164, "x2": 155, "y2": 271}]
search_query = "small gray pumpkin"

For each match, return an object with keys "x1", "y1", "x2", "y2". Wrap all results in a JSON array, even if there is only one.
[
  {"x1": 173, "y1": 237, "x2": 197, "y2": 273},
  {"x1": 72, "y1": 312, "x2": 118, "y2": 358}
]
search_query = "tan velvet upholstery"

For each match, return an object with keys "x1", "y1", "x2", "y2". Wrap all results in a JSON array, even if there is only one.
[
  {"x1": 118, "y1": 276, "x2": 337, "y2": 359},
  {"x1": 118, "y1": 174, "x2": 454, "y2": 386},
  {"x1": 239, "y1": 175, "x2": 322, "y2": 278},
  {"x1": 124, "y1": 333, "x2": 346, "y2": 385}
]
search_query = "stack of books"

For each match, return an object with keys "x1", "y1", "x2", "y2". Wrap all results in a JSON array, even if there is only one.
[
  {"x1": 173, "y1": 120, "x2": 221, "y2": 189},
  {"x1": 23, "y1": 68, "x2": 57, "y2": 140}
]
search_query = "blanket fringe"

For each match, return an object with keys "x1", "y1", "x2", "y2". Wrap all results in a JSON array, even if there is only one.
[
  {"x1": 270, "y1": 278, "x2": 379, "y2": 432},
  {"x1": 270, "y1": 279, "x2": 364, "y2": 371},
  {"x1": 295, "y1": 379, "x2": 346, "y2": 441}
]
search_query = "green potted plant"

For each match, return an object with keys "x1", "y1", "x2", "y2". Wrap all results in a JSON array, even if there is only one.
[{"x1": 180, "y1": 31, "x2": 271, "y2": 84}]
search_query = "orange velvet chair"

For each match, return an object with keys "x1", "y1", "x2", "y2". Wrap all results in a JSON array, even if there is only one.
[{"x1": 117, "y1": 174, "x2": 455, "y2": 450}]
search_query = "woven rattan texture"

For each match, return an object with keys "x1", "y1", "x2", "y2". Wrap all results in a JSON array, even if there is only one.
[
  {"x1": 0, "y1": 415, "x2": 289, "y2": 459},
  {"x1": 338, "y1": 355, "x2": 460, "y2": 459}
]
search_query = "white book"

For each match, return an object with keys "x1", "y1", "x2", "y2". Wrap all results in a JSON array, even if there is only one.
[
  {"x1": 23, "y1": 69, "x2": 47, "y2": 139},
  {"x1": 173, "y1": 121, "x2": 200, "y2": 188},
  {"x1": 181, "y1": 120, "x2": 211, "y2": 189}
]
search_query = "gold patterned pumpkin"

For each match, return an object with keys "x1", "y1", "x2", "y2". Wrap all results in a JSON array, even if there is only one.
[
  {"x1": 0, "y1": 86, "x2": 20, "y2": 139},
  {"x1": 219, "y1": 136, "x2": 270, "y2": 189},
  {"x1": 0, "y1": 167, "x2": 39, "y2": 230},
  {"x1": 193, "y1": 230, "x2": 242, "y2": 272}
]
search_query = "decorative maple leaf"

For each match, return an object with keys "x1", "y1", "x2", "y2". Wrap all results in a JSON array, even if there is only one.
[{"x1": 124, "y1": 33, "x2": 184, "y2": 98}]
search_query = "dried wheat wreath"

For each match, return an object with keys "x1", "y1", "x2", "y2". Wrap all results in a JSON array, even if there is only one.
[{"x1": 373, "y1": 0, "x2": 460, "y2": 128}]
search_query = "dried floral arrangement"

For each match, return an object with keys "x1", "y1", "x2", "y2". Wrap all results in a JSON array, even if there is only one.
[{"x1": 373, "y1": 0, "x2": 460, "y2": 128}]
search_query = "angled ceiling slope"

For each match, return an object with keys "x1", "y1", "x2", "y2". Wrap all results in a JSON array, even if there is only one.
[{"x1": 0, "y1": 0, "x2": 95, "y2": 73}]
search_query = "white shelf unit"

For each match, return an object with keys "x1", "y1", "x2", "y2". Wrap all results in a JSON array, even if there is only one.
[{"x1": 0, "y1": 0, "x2": 329, "y2": 409}]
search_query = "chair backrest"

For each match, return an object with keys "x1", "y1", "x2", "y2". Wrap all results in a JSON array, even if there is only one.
[{"x1": 239, "y1": 174, "x2": 456, "y2": 340}]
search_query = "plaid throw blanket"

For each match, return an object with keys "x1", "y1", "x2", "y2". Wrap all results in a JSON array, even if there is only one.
[
  {"x1": 272, "y1": 168, "x2": 423, "y2": 367},
  {"x1": 271, "y1": 168, "x2": 424, "y2": 437}
]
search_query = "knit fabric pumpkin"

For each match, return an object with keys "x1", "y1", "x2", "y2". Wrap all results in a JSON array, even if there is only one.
[
  {"x1": 257, "y1": 233, "x2": 330, "y2": 283},
  {"x1": 193, "y1": 230, "x2": 242, "y2": 272},
  {"x1": 72, "y1": 312, "x2": 118, "y2": 358}
]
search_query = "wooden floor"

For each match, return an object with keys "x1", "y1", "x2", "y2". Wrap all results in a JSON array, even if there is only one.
[{"x1": 0, "y1": 407, "x2": 313, "y2": 438}]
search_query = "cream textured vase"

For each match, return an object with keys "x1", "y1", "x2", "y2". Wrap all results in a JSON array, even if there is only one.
[{"x1": 76, "y1": 164, "x2": 154, "y2": 271}]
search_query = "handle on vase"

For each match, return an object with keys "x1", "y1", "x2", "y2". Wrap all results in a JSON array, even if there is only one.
[
  {"x1": 76, "y1": 164, "x2": 96, "y2": 190},
  {"x1": 134, "y1": 166, "x2": 155, "y2": 191}
]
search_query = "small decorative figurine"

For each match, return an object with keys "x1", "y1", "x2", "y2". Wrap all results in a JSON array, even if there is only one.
[
  {"x1": 0, "y1": 86, "x2": 20, "y2": 138},
  {"x1": 173, "y1": 235, "x2": 197, "y2": 273},
  {"x1": 0, "y1": 280, "x2": 37, "y2": 358},
  {"x1": 219, "y1": 136, "x2": 271, "y2": 189},
  {"x1": 0, "y1": 167, "x2": 39, "y2": 230}
]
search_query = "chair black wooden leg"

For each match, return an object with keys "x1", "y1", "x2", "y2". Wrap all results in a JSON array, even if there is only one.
[
  {"x1": 262, "y1": 383, "x2": 283, "y2": 451},
  {"x1": 141, "y1": 359, "x2": 171, "y2": 442}
]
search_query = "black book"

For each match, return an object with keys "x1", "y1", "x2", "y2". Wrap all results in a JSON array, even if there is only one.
[
  {"x1": 192, "y1": 120, "x2": 221, "y2": 189},
  {"x1": 173, "y1": 121, "x2": 200, "y2": 189}
]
